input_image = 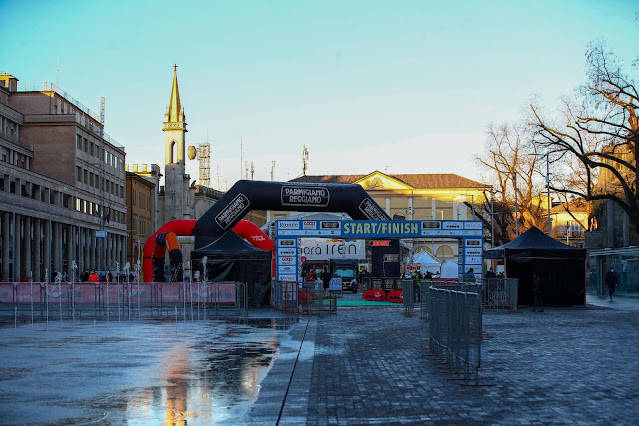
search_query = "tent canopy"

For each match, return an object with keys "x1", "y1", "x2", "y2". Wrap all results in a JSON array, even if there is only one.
[
  {"x1": 192, "y1": 230, "x2": 271, "y2": 260},
  {"x1": 412, "y1": 251, "x2": 439, "y2": 267},
  {"x1": 484, "y1": 226, "x2": 586, "y2": 259},
  {"x1": 191, "y1": 231, "x2": 272, "y2": 306}
]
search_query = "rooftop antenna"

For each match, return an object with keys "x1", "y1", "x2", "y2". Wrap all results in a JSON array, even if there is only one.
[
  {"x1": 196, "y1": 142, "x2": 211, "y2": 187},
  {"x1": 245, "y1": 161, "x2": 249, "y2": 180},
  {"x1": 270, "y1": 160, "x2": 276, "y2": 181},
  {"x1": 250, "y1": 162, "x2": 254, "y2": 180},
  {"x1": 302, "y1": 145, "x2": 309, "y2": 176}
]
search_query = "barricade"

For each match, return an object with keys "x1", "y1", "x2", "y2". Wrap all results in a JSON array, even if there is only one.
[
  {"x1": 402, "y1": 279, "x2": 415, "y2": 314},
  {"x1": 479, "y1": 278, "x2": 518, "y2": 311},
  {"x1": 429, "y1": 287, "x2": 482, "y2": 384},
  {"x1": 1, "y1": 280, "x2": 249, "y2": 322},
  {"x1": 271, "y1": 280, "x2": 300, "y2": 314}
]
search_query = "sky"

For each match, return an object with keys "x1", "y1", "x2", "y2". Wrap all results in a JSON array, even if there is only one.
[{"x1": 2, "y1": 0, "x2": 637, "y2": 190}]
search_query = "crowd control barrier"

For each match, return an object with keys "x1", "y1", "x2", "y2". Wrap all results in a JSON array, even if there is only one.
[
  {"x1": 271, "y1": 280, "x2": 334, "y2": 316},
  {"x1": 0, "y1": 281, "x2": 248, "y2": 323},
  {"x1": 429, "y1": 286, "x2": 482, "y2": 384}
]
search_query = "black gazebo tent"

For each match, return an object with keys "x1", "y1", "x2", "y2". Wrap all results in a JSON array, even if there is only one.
[
  {"x1": 191, "y1": 231, "x2": 272, "y2": 306},
  {"x1": 484, "y1": 226, "x2": 587, "y2": 306}
]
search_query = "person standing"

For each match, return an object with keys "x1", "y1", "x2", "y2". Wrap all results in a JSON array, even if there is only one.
[
  {"x1": 411, "y1": 270, "x2": 420, "y2": 302},
  {"x1": 320, "y1": 268, "x2": 332, "y2": 297},
  {"x1": 464, "y1": 268, "x2": 476, "y2": 283},
  {"x1": 605, "y1": 267, "x2": 618, "y2": 301},
  {"x1": 532, "y1": 273, "x2": 544, "y2": 312}
]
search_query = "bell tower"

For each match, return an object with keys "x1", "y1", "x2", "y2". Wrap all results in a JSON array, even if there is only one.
[
  {"x1": 163, "y1": 64, "x2": 187, "y2": 165},
  {"x1": 161, "y1": 65, "x2": 191, "y2": 223}
]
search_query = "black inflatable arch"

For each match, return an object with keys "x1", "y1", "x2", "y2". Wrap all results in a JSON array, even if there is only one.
[{"x1": 194, "y1": 180, "x2": 391, "y2": 249}]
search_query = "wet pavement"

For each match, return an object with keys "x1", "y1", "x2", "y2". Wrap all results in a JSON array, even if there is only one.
[{"x1": 1, "y1": 295, "x2": 638, "y2": 424}]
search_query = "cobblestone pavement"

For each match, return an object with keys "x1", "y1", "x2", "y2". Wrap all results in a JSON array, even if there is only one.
[{"x1": 254, "y1": 296, "x2": 639, "y2": 425}]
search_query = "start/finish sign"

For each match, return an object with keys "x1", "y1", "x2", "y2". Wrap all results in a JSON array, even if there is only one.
[{"x1": 275, "y1": 219, "x2": 484, "y2": 282}]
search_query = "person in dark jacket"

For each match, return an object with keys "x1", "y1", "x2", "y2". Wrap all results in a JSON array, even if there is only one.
[
  {"x1": 320, "y1": 268, "x2": 332, "y2": 297},
  {"x1": 532, "y1": 273, "x2": 544, "y2": 312},
  {"x1": 605, "y1": 267, "x2": 618, "y2": 301}
]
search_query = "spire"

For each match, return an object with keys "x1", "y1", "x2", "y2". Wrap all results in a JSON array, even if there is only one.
[{"x1": 167, "y1": 65, "x2": 182, "y2": 123}]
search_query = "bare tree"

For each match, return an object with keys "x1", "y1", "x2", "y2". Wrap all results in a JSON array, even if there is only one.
[
  {"x1": 475, "y1": 123, "x2": 549, "y2": 242},
  {"x1": 529, "y1": 42, "x2": 639, "y2": 234}
]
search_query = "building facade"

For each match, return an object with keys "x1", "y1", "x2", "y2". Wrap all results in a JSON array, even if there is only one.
[{"x1": 0, "y1": 73, "x2": 126, "y2": 281}]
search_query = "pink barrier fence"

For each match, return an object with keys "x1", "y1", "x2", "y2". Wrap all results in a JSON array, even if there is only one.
[{"x1": 1, "y1": 281, "x2": 246, "y2": 319}]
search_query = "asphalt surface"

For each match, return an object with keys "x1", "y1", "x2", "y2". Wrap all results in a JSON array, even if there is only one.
[{"x1": 1, "y1": 294, "x2": 638, "y2": 425}]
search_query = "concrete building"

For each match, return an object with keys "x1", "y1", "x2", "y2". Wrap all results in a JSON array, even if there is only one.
[
  {"x1": 125, "y1": 169, "x2": 157, "y2": 268},
  {"x1": 0, "y1": 73, "x2": 126, "y2": 281}
]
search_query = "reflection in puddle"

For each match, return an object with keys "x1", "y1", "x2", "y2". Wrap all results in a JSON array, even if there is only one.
[{"x1": 125, "y1": 318, "x2": 298, "y2": 424}]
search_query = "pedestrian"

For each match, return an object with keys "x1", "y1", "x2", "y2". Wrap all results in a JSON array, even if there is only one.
[
  {"x1": 605, "y1": 267, "x2": 618, "y2": 301},
  {"x1": 88, "y1": 270, "x2": 99, "y2": 283},
  {"x1": 485, "y1": 268, "x2": 496, "y2": 279},
  {"x1": 412, "y1": 270, "x2": 420, "y2": 302},
  {"x1": 464, "y1": 268, "x2": 476, "y2": 283},
  {"x1": 532, "y1": 273, "x2": 544, "y2": 312},
  {"x1": 320, "y1": 268, "x2": 332, "y2": 297}
]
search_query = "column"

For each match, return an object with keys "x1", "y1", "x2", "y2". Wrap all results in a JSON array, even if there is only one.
[
  {"x1": 13, "y1": 214, "x2": 21, "y2": 281},
  {"x1": 84, "y1": 229, "x2": 90, "y2": 271},
  {"x1": 43, "y1": 218, "x2": 51, "y2": 282},
  {"x1": 33, "y1": 218, "x2": 41, "y2": 282},
  {"x1": 52, "y1": 221, "x2": 61, "y2": 275},
  {"x1": 23, "y1": 216, "x2": 31, "y2": 278},
  {"x1": 66, "y1": 224, "x2": 73, "y2": 280},
  {"x1": 89, "y1": 229, "x2": 95, "y2": 271},
  {"x1": 78, "y1": 226, "x2": 84, "y2": 274},
  {"x1": 2, "y1": 211, "x2": 9, "y2": 281}
]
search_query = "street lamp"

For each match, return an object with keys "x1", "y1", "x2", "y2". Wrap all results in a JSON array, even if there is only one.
[{"x1": 530, "y1": 152, "x2": 552, "y2": 236}]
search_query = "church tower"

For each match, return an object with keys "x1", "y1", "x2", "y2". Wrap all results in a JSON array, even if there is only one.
[{"x1": 161, "y1": 66, "x2": 191, "y2": 222}]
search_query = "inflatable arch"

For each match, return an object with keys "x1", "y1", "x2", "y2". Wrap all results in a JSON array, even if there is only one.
[
  {"x1": 142, "y1": 218, "x2": 274, "y2": 282},
  {"x1": 194, "y1": 180, "x2": 391, "y2": 249}
]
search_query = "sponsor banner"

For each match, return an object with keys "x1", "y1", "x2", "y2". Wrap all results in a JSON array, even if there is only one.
[
  {"x1": 302, "y1": 221, "x2": 317, "y2": 229},
  {"x1": 177, "y1": 236, "x2": 195, "y2": 244},
  {"x1": 442, "y1": 221, "x2": 463, "y2": 230},
  {"x1": 358, "y1": 198, "x2": 388, "y2": 221},
  {"x1": 320, "y1": 221, "x2": 340, "y2": 229},
  {"x1": 279, "y1": 256, "x2": 295, "y2": 265},
  {"x1": 387, "y1": 290, "x2": 404, "y2": 303},
  {"x1": 278, "y1": 265, "x2": 297, "y2": 274},
  {"x1": 342, "y1": 221, "x2": 420, "y2": 238},
  {"x1": 278, "y1": 239, "x2": 297, "y2": 247},
  {"x1": 278, "y1": 220, "x2": 300, "y2": 229},
  {"x1": 465, "y1": 248, "x2": 482, "y2": 256},
  {"x1": 215, "y1": 193, "x2": 250, "y2": 229},
  {"x1": 363, "y1": 289, "x2": 387, "y2": 301},
  {"x1": 281, "y1": 186, "x2": 330, "y2": 207},
  {"x1": 384, "y1": 254, "x2": 399, "y2": 262},
  {"x1": 278, "y1": 274, "x2": 297, "y2": 282},
  {"x1": 300, "y1": 238, "x2": 365, "y2": 260},
  {"x1": 464, "y1": 256, "x2": 482, "y2": 265},
  {"x1": 464, "y1": 221, "x2": 483, "y2": 230},
  {"x1": 465, "y1": 239, "x2": 482, "y2": 247},
  {"x1": 277, "y1": 248, "x2": 297, "y2": 256}
]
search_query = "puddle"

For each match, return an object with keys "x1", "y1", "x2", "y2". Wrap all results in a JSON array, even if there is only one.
[{"x1": 0, "y1": 318, "x2": 301, "y2": 425}]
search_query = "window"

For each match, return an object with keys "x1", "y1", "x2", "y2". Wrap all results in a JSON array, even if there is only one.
[
  {"x1": 76, "y1": 135, "x2": 82, "y2": 150},
  {"x1": 132, "y1": 189, "x2": 136, "y2": 205},
  {"x1": 76, "y1": 166, "x2": 82, "y2": 182},
  {"x1": 89, "y1": 143, "x2": 94, "y2": 156},
  {"x1": 89, "y1": 173, "x2": 94, "y2": 187},
  {"x1": 83, "y1": 138, "x2": 88, "y2": 153}
]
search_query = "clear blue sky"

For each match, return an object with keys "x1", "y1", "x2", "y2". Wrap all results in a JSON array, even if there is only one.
[{"x1": 2, "y1": 0, "x2": 637, "y2": 189}]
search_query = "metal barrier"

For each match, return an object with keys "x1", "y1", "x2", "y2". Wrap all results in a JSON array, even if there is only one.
[
  {"x1": 402, "y1": 279, "x2": 415, "y2": 314},
  {"x1": 271, "y1": 280, "x2": 334, "y2": 316},
  {"x1": 479, "y1": 278, "x2": 518, "y2": 311},
  {"x1": 429, "y1": 286, "x2": 482, "y2": 384},
  {"x1": 0, "y1": 281, "x2": 248, "y2": 323}
]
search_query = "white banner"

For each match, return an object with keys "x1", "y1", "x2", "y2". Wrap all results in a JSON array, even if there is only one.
[{"x1": 300, "y1": 238, "x2": 366, "y2": 260}]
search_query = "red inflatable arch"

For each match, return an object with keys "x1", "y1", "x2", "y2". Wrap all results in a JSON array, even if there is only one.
[{"x1": 143, "y1": 219, "x2": 274, "y2": 282}]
